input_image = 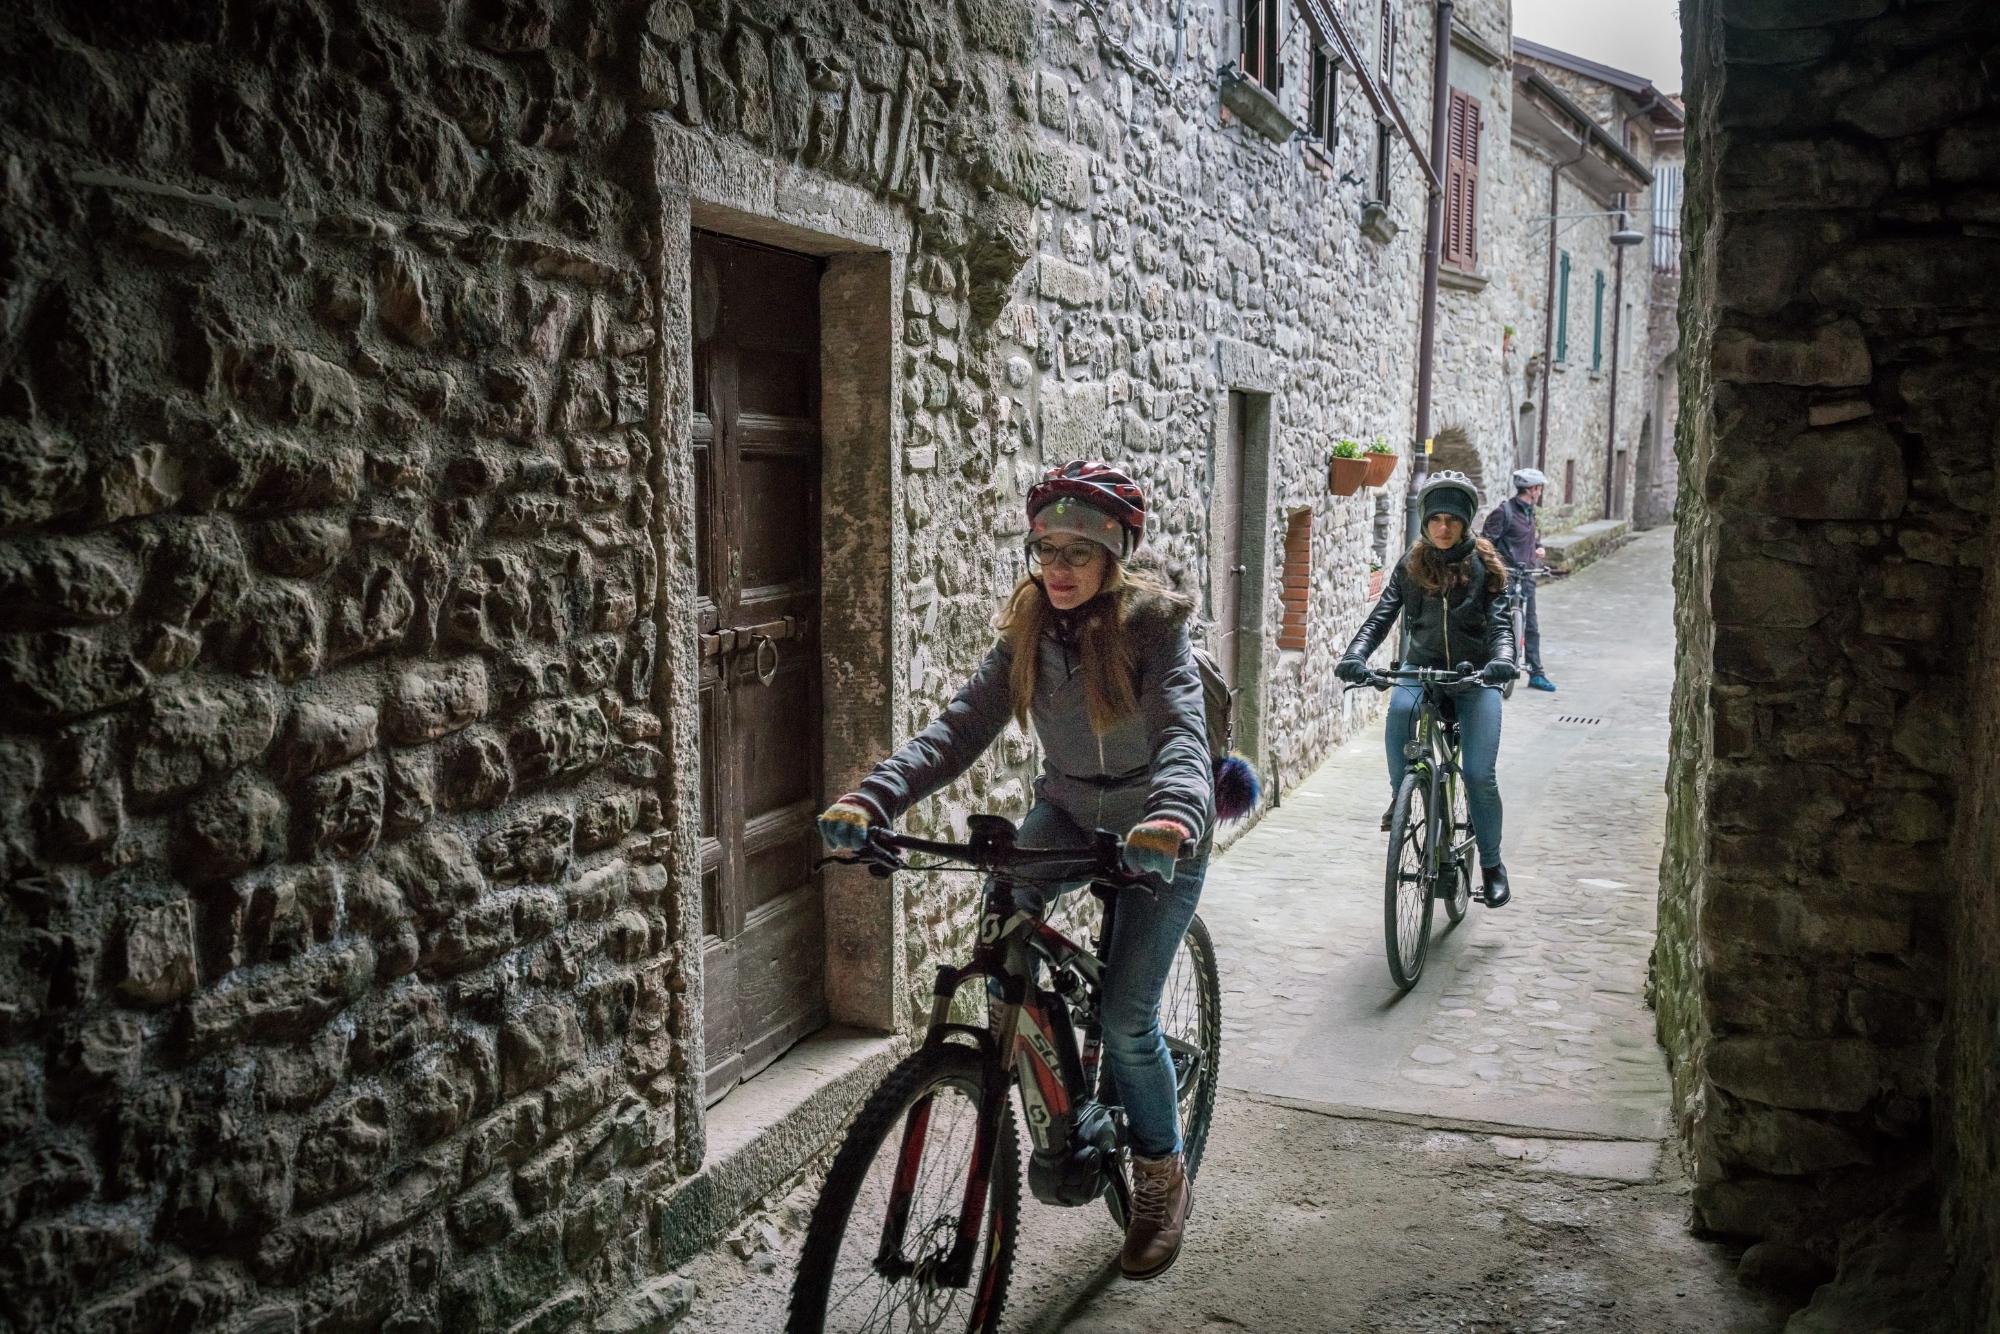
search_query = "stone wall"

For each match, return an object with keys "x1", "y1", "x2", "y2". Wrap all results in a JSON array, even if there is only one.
[
  {"x1": 0, "y1": 2, "x2": 692, "y2": 1331},
  {"x1": 1659, "y1": 0, "x2": 2000, "y2": 1317},
  {"x1": 0, "y1": 0, "x2": 1457, "y2": 1327}
]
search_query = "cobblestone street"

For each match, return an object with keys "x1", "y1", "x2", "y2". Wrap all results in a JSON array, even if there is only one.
[
  {"x1": 681, "y1": 527, "x2": 1782, "y2": 1332},
  {"x1": 1205, "y1": 524, "x2": 1677, "y2": 1141}
]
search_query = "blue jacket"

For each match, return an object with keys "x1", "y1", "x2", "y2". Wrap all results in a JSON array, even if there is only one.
[{"x1": 851, "y1": 583, "x2": 1213, "y2": 848}]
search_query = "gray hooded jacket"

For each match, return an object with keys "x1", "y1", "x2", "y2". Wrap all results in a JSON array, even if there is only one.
[{"x1": 850, "y1": 582, "x2": 1214, "y2": 849}]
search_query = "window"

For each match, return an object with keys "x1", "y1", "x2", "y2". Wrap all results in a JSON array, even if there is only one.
[
  {"x1": 1239, "y1": 0, "x2": 1281, "y2": 90},
  {"x1": 1591, "y1": 269, "x2": 1606, "y2": 371},
  {"x1": 1307, "y1": 44, "x2": 1339, "y2": 147},
  {"x1": 1564, "y1": 459, "x2": 1576, "y2": 505},
  {"x1": 1277, "y1": 510, "x2": 1312, "y2": 652},
  {"x1": 1441, "y1": 89, "x2": 1481, "y2": 269},
  {"x1": 1555, "y1": 250, "x2": 1571, "y2": 363},
  {"x1": 1370, "y1": 0, "x2": 1396, "y2": 204},
  {"x1": 1377, "y1": 0, "x2": 1396, "y2": 89}
]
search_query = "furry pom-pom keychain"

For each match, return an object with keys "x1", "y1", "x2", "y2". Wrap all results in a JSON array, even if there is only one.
[{"x1": 1213, "y1": 754, "x2": 1260, "y2": 822}]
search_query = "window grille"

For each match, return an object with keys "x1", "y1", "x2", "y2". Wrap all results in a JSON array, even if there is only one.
[{"x1": 1652, "y1": 163, "x2": 1683, "y2": 275}]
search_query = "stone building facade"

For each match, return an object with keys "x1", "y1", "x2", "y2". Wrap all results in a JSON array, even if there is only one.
[
  {"x1": 1663, "y1": 0, "x2": 2000, "y2": 1325},
  {"x1": 0, "y1": 0, "x2": 1492, "y2": 1329},
  {"x1": 1427, "y1": 32, "x2": 1683, "y2": 537}
]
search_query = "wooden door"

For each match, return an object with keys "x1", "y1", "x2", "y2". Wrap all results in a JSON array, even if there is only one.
[
  {"x1": 693, "y1": 232, "x2": 826, "y2": 1103},
  {"x1": 1213, "y1": 393, "x2": 1249, "y2": 691}
]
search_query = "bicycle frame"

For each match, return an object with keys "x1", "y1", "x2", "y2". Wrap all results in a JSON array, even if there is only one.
[{"x1": 870, "y1": 853, "x2": 1133, "y2": 1294}]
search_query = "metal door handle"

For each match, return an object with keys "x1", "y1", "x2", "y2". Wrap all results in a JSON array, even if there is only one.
[{"x1": 752, "y1": 635, "x2": 779, "y2": 686}]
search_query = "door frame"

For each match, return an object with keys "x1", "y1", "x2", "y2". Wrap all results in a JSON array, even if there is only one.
[
  {"x1": 1210, "y1": 385, "x2": 1276, "y2": 785},
  {"x1": 649, "y1": 123, "x2": 911, "y2": 1169}
]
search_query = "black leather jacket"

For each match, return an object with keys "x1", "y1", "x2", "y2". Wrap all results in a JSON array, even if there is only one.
[{"x1": 1341, "y1": 561, "x2": 1516, "y2": 671}]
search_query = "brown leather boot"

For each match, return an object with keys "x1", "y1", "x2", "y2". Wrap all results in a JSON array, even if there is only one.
[{"x1": 1119, "y1": 1151, "x2": 1192, "y2": 1280}]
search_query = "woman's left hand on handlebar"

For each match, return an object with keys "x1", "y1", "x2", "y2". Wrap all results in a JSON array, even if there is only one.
[
  {"x1": 1480, "y1": 660, "x2": 1518, "y2": 686},
  {"x1": 817, "y1": 797, "x2": 878, "y2": 851},
  {"x1": 1122, "y1": 819, "x2": 1189, "y2": 882}
]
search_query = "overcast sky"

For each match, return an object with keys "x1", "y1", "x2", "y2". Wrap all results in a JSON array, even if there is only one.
[{"x1": 1512, "y1": 0, "x2": 1684, "y2": 95}]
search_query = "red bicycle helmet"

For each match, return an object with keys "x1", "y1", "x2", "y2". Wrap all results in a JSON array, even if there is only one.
[{"x1": 1025, "y1": 460, "x2": 1147, "y2": 555}]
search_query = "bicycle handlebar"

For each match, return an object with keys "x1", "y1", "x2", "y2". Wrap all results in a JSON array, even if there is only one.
[
  {"x1": 1342, "y1": 665, "x2": 1484, "y2": 693},
  {"x1": 817, "y1": 817, "x2": 1146, "y2": 887}
]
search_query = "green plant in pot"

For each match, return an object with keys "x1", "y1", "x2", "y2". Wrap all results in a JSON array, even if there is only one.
[
  {"x1": 1328, "y1": 440, "x2": 1371, "y2": 496},
  {"x1": 1363, "y1": 436, "x2": 1397, "y2": 487}
]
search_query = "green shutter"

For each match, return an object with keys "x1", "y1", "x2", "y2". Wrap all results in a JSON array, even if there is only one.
[
  {"x1": 1592, "y1": 269, "x2": 1605, "y2": 370},
  {"x1": 1556, "y1": 251, "x2": 1570, "y2": 363}
]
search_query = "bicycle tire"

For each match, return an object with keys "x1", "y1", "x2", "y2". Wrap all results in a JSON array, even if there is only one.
[
  {"x1": 1385, "y1": 769, "x2": 1435, "y2": 990},
  {"x1": 789, "y1": 1044, "x2": 1020, "y2": 1334},
  {"x1": 1440, "y1": 773, "x2": 1472, "y2": 926},
  {"x1": 1105, "y1": 912, "x2": 1223, "y2": 1230}
]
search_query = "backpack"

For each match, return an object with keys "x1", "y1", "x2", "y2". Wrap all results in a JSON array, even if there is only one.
[{"x1": 1190, "y1": 644, "x2": 1259, "y2": 821}]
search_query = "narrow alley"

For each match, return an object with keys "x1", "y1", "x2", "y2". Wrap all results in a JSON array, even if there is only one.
[{"x1": 683, "y1": 529, "x2": 1785, "y2": 1332}]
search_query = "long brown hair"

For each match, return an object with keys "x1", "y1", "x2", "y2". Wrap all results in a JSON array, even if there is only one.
[
  {"x1": 997, "y1": 557, "x2": 1177, "y2": 734},
  {"x1": 1405, "y1": 535, "x2": 1509, "y2": 597}
]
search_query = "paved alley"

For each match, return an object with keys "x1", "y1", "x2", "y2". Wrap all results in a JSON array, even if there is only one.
[{"x1": 679, "y1": 528, "x2": 1786, "y2": 1332}]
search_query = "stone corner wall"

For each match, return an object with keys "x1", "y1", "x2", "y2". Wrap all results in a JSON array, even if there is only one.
[
  {"x1": 0, "y1": 4, "x2": 690, "y2": 1332},
  {"x1": 1662, "y1": 0, "x2": 2000, "y2": 1312}
]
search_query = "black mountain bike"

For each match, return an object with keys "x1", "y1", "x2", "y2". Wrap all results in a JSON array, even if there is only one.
[
  {"x1": 1349, "y1": 666, "x2": 1480, "y2": 989},
  {"x1": 789, "y1": 815, "x2": 1223, "y2": 1333}
]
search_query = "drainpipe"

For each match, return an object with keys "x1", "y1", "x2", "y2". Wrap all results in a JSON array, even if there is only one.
[
  {"x1": 1602, "y1": 205, "x2": 1626, "y2": 519},
  {"x1": 1407, "y1": 0, "x2": 1453, "y2": 547}
]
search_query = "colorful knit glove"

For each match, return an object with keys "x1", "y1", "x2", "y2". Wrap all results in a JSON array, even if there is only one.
[
  {"x1": 1121, "y1": 819, "x2": 1190, "y2": 884},
  {"x1": 817, "y1": 797, "x2": 878, "y2": 852}
]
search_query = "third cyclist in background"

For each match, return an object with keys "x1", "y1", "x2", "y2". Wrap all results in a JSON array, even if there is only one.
[{"x1": 1484, "y1": 468, "x2": 1556, "y2": 693}]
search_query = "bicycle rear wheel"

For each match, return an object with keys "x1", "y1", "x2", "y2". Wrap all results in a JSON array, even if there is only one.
[
  {"x1": 1385, "y1": 769, "x2": 1435, "y2": 990},
  {"x1": 789, "y1": 1044, "x2": 1019, "y2": 1334},
  {"x1": 1106, "y1": 911, "x2": 1223, "y2": 1230},
  {"x1": 1440, "y1": 774, "x2": 1472, "y2": 926}
]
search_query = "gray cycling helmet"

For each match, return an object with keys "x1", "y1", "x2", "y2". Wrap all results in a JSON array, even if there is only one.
[
  {"x1": 1512, "y1": 467, "x2": 1548, "y2": 491},
  {"x1": 1417, "y1": 470, "x2": 1480, "y2": 528}
]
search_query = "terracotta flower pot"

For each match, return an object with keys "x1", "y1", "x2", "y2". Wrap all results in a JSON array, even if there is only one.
[
  {"x1": 1328, "y1": 455, "x2": 1371, "y2": 496},
  {"x1": 1368, "y1": 568, "x2": 1386, "y2": 600},
  {"x1": 1364, "y1": 451, "x2": 1397, "y2": 487}
]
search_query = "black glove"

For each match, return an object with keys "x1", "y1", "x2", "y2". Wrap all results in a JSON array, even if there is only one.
[
  {"x1": 1480, "y1": 660, "x2": 1518, "y2": 686},
  {"x1": 1336, "y1": 657, "x2": 1372, "y2": 685}
]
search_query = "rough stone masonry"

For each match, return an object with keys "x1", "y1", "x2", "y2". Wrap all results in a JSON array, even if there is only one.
[
  {"x1": 0, "y1": 0, "x2": 1465, "y2": 1329},
  {"x1": 1662, "y1": 0, "x2": 2000, "y2": 1326}
]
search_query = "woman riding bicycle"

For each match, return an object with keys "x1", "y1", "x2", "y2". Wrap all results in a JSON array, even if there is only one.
[
  {"x1": 816, "y1": 460, "x2": 1212, "y2": 1280},
  {"x1": 1336, "y1": 470, "x2": 1518, "y2": 908}
]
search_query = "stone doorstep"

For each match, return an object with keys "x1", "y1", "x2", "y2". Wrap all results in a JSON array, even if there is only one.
[
  {"x1": 654, "y1": 1026, "x2": 908, "y2": 1270},
  {"x1": 1542, "y1": 518, "x2": 1632, "y2": 575}
]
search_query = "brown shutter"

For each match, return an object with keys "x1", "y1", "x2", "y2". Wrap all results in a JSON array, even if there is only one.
[{"x1": 1442, "y1": 89, "x2": 1481, "y2": 270}]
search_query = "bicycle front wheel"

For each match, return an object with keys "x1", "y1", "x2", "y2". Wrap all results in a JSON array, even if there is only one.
[
  {"x1": 789, "y1": 1044, "x2": 1020, "y2": 1334},
  {"x1": 1385, "y1": 769, "x2": 1436, "y2": 990}
]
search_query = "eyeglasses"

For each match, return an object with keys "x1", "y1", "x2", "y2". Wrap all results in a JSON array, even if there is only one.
[{"x1": 1027, "y1": 539, "x2": 1105, "y2": 569}]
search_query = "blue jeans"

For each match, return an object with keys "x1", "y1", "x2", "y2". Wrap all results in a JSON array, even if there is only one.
[
  {"x1": 1386, "y1": 683, "x2": 1504, "y2": 868},
  {"x1": 996, "y1": 801, "x2": 1206, "y2": 1160}
]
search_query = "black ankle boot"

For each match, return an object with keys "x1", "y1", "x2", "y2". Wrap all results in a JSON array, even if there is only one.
[{"x1": 1481, "y1": 864, "x2": 1511, "y2": 908}]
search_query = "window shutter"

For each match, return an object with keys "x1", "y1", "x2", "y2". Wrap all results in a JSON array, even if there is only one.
[{"x1": 1442, "y1": 89, "x2": 1481, "y2": 269}]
